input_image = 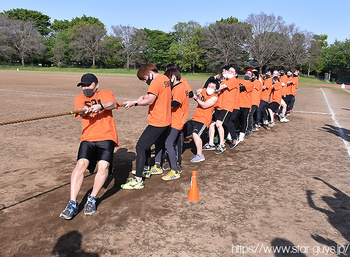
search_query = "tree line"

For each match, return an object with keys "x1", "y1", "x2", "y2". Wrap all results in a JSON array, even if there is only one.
[{"x1": 0, "y1": 8, "x2": 349, "y2": 81}]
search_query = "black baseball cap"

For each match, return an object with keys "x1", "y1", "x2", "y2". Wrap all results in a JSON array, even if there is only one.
[{"x1": 77, "y1": 73, "x2": 98, "y2": 87}]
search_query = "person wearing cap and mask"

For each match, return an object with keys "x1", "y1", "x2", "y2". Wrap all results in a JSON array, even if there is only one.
[
  {"x1": 121, "y1": 63, "x2": 172, "y2": 189},
  {"x1": 182, "y1": 78, "x2": 219, "y2": 162},
  {"x1": 59, "y1": 73, "x2": 119, "y2": 220},
  {"x1": 256, "y1": 69, "x2": 273, "y2": 127},
  {"x1": 267, "y1": 72, "x2": 283, "y2": 127}
]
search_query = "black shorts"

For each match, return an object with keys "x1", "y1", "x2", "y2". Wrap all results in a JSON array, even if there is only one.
[
  {"x1": 182, "y1": 120, "x2": 207, "y2": 138},
  {"x1": 213, "y1": 109, "x2": 231, "y2": 124},
  {"x1": 77, "y1": 140, "x2": 115, "y2": 164},
  {"x1": 268, "y1": 102, "x2": 280, "y2": 112}
]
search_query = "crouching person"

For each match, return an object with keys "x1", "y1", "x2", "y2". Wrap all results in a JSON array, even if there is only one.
[{"x1": 182, "y1": 77, "x2": 219, "y2": 163}]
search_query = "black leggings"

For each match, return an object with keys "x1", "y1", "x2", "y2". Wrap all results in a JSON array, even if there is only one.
[
  {"x1": 136, "y1": 125, "x2": 169, "y2": 177},
  {"x1": 239, "y1": 107, "x2": 250, "y2": 134},
  {"x1": 226, "y1": 109, "x2": 239, "y2": 141},
  {"x1": 247, "y1": 105, "x2": 258, "y2": 131}
]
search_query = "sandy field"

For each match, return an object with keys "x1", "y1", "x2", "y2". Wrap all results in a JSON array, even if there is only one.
[{"x1": 0, "y1": 71, "x2": 349, "y2": 257}]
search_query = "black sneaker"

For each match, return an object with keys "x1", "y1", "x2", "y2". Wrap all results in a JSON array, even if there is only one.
[
  {"x1": 214, "y1": 145, "x2": 226, "y2": 154},
  {"x1": 202, "y1": 143, "x2": 216, "y2": 150},
  {"x1": 177, "y1": 163, "x2": 183, "y2": 174},
  {"x1": 229, "y1": 140, "x2": 239, "y2": 149}
]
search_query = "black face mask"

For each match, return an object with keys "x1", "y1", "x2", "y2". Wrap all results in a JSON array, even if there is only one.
[
  {"x1": 83, "y1": 88, "x2": 95, "y2": 98},
  {"x1": 146, "y1": 73, "x2": 153, "y2": 85},
  {"x1": 244, "y1": 75, "x2": 251, "y2": 81},
  {"x1": 293, "y1": 74, "x2": 298, "y2": 77},
  {"x1": 280, "y1": 72, "x2": 285, "y2": 76},
  {"x1": 265, "y1": 74, "x2": 271, "y2": 79}
]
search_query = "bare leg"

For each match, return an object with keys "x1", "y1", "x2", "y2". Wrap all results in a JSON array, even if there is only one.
[
  {"x1": 192, "y1": 133, "x2": 203, "y2": 156},
  {"x1": 208, "y1": 122, "x2": 215, "y2": 145},
  {"x1": 70, "y1": 158, "x2": 89, "y2": 202},
  {"x1": 91, "y1": 160, "x2": 110, "y2": 197},
  {"x1": 216, "y1": 121, "x2": 225, "y2": 146}
]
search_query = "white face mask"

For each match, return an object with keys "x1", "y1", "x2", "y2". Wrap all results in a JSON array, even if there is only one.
[
  {"x1": 206, "y1": 87, "x2": 215, "y2": 95},
  {"x1": 223, "y1": 73, "x2": 234, "y2": 79}
]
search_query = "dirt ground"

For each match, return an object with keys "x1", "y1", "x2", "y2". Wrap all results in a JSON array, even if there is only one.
[{"x1": 0, "y1": 71, "x2": 349, "y2": 257}]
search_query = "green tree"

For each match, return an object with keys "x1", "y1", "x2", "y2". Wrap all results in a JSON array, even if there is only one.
[
  {"x1": 216, "y1": 16, "x2": 239, "y2": 24},
  {"x1": 169, "y1": 21, "x2": 205, "y2": 72},
  {"x1": 4, "y1": 8, "x2": 51, "y2": 36},
  {"x1": 142, "y1": 29, "x2": 173, "y2": 68},
  {"x1": 69, "y1": 23, "x2": 107, "y2": 67}
]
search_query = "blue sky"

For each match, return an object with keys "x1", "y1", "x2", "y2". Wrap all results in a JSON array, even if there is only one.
[{"x1": 2, "y1": 0, "x2": 349, "y2": 44}]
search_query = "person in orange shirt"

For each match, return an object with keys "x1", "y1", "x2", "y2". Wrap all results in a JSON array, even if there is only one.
[
  {"x1": 256, "y1": 69, "x2": 273, "y2": 127},
  {"x1": 237, "y1": 70, "x2": 254, "y2": 142},
  {"x1": 246, "y1": 69, "x2": 262, "y2": 137},
  {"x1": 149, "y1": 68, "x2": 189, "y2": 180},
  {"x1": 279, "y1": 69, "x2": 289, "y2": 122},
  {"x1": 267, "y1": 74, "x2": 283, "y2": 127},
  {"x1": 182, "y1": 78, "x2": 219, "y2": 162},
  {"x1": 288, "y1": 70, "x2": 300, "y2": 115},
  {"x1": 122, "y1": 63, "x2": 172, "y2": 189},
  {"x1": 162, "y1": 64, "x2": 193, "y2": 172},
  {"x1": 203, "y1": 66, "x2": 239, "y2": 154},
  {"x1": 284, "y1": 70, "x2": 296, "y2": 116},
  {"x1": 60, "y1": 73, "x2": 119, "y2": 220}
]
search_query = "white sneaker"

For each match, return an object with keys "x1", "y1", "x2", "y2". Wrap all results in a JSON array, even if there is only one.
[
  {"x1": 280, "y1": 117, "x2": 289, "y2": 123},
  {"x1": 238, "y1": 132, "x2": 245, "y2": 142},
  {"x1": 226, "y1": 133, "x2": 232, "y2": 141}
]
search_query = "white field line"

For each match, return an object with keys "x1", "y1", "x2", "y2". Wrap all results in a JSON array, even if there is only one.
[
  {"x1": 320, "y1": 88, "x2": 350, "y2": 158},
  {"x1": 293, "y1": 110, "x2": 331, "y2": 115}
]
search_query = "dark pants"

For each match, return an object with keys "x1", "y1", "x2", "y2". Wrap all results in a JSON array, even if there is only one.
[
  {"x1": 136, "y1": 125, "x2": 169, "y2": 177},
  {"x1": 226, "y1": 109, "x2": 239, "y2": 141},
  {"x1": 256, "y1": 100, "x2": 268, "y2": 124},
  {"x1": 239, "y1": 107, "x2": 250, "y2": 134},
  {"x1": 247, "y1": 105, "x2": 258, "y2": 131}
]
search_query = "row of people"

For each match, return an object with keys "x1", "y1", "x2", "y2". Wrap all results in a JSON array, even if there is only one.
[{"x1": 59, "y1": 63, "x2": 299, "y2": 219}]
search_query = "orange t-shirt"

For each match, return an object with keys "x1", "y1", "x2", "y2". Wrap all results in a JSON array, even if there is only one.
[
  {"x1": 75, "y1": 89, "x2": 119, "y2": 146},
  {"x1": 251, "y1": 79, "x2": 262, "y2": 106},
  {"x1": 216, "y1": 78, "x2": 239, "y2": 112},
  {"x1": 239, "y1": 80, "x2": 254, "y2": 108},
  {"x1": 181, "y1": 77, "x2": 193, "y2": 94},
  {"x1": 261, "y1": 78, "x2": 272, "y2": 102},
  {"x1": 280, "y1": 75, "x2": 288, "y2": 97},
  {"x1": 147, "y1": 74, "x2": 172, "y2": 127},
  {"x1": 292, "y1": 77, "x2": 299, "y2": 95},
  {"x1": 192, "y1": 89, "x2": 218, "y2": 128},
  {"x1": 286, "y1": 76, "x2": 294, "y2": 96},
  {"x1": 270, "y1": 82, "x2": 283, "y2": 104},
  {"x1": 171, "y1": 82, "x2": 190, "y2": 130}
]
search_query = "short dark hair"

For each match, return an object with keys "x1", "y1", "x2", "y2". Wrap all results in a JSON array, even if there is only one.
[{"x1": 164, "y1": 68, "x2": 181, "y2": 81}]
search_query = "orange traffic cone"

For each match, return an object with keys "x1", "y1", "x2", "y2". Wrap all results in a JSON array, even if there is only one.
[{"x1": 188, "y1": 171, "x2": 199, "y2": 201}]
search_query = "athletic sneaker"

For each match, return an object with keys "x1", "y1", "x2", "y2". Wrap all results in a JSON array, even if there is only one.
[
  {"x1": 238, "y1": 132, "x2": 245, "y2": 142},
  {"x1": 245, "y1": 130, "x2": 252, "y2": 138},
  {"x1": 162, "y1": 160, "x2": 171, "y2": 171},
  {"x1": 121, "y1": 177, "x2": 144, "y2": 189},
  {"x1": 280, "y1": 117, "x2": 289, "y2": 122},
  {"x1": 214, "y1": 144, "x2": 226, "y2": 154},
  {"x1": 59, "y1": 200, "x2": 78, "y2": 220},
  {"x1": 229, "y1": 140, "x2": 239, "y2": 149},
  {"x1": 269, "y1": 121, "x2": 275, "y2": 127},
  {"x1": 162, "y1": 169, "x2": 180, "y2": 180},
  {"x1": 289, "y1": 110, "x2": 293, "y2": 114},
  {"x1": 252, "y1": 125, "x2": 259, "y2": 131},
  {"x1": 131, "y1": 168, "x2": 151, "y2": 178},
  {"x1": 177, "y1": 163, "x2": 183, "y2": 174},
  {"x1": 202, "y1": 143, "x2": 215, "y2": 150},
  {"x1": 84, "y1": 195, "x2": 97, "y2": 216},
  {"x1": 191, "y1": 154, "x2": 205, "y2": 163},
  {"x1": 150, "y1": 165, "x2": 163, "y2": 175}
]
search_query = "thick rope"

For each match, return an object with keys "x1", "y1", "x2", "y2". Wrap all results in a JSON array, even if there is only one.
[{"x1": 0, "y1": 110, "x2": 85, "y2": 126}]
